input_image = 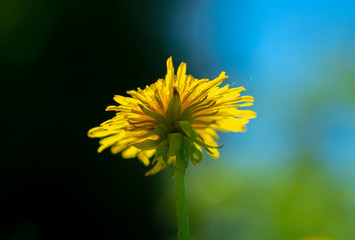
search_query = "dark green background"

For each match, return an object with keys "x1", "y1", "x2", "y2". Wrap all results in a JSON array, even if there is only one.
[{"x1": 1, "y1": 0, "x2": 171, "y2": 239}]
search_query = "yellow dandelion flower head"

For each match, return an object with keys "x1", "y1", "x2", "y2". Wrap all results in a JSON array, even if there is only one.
[{"x1": 88, "y1": 57, "x2": 256, "y2": 175}]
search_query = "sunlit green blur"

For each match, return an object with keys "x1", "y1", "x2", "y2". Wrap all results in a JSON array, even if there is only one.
[{"x1": 157, "y1": 155, "x2": 355, "y2": 240}]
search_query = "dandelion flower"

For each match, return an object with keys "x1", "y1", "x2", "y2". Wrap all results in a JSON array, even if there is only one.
[{"x1": 88, "y1": 57, "x2": 256, "y2": 176}]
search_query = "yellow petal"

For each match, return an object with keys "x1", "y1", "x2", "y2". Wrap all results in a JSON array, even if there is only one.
[
  {"x1": 145, "y1": 156, "x2": 167, "y2": 176},
  {"x1": 213, "y1": 117, "x2": 249, "y2": 132},
  {"x1": 208, "y1": 148, "x2": 220, "y2": 158},
  {"x1": 126, "y1": 90, "x2": 147, "y2": 104},
  {"x1": 235, "y1": 102, "x2": 254, "y2": 107},
  {"x1": 110, "y1": 144, "x2": 128, "y2": 154},
  {"x1": 205, "y1": 128, "x2": 219, "y2": 139},
  {"x1": 200, "y1": 133, "x2": 220, "y2": 158},
  {"x1": 137, "y1": 149, "x2": 155, "y2": 166},
  {"x1": 88, "y1": 126, "x2": 117, "y2": 138},
  {"x1": 113, "y1": 95, "x2": 139, "y2": 105},
  {"x1": 176, "y1": 62, "x2": 186, "y2": 88},
  {"x1": 165, "y1": 57, "x2": 174, "y2": 95},
  {"x1": 97, "y1": 132, "x2": 125, "y2": 153},
  {"x1": 206, "y1": 72, "x2": 228, "y2": 89},
  {"x1": 230, "y1": 109, "x2": 257, "y2": 118},
  {"x1": 121, "y1": 146, "x2": 139, "y2": 158},
  {"x1": 137, "y1": 152, "x2": 150, "y2": 166}
]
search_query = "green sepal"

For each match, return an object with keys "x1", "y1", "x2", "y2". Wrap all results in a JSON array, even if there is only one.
[
  {"x1": 194, "y1": 137, "x2": 224, "y2": 155},
  {"x1": 139, "y1": 104, "x2": 166, "y2": 124},
  {"x1": 192, "y1": 120, "x2": 216, "y2": 126},
  {"x1": 133, "y1": 138, "x2": 162, "y2": 150},
  {"x1": 162, "y1": 154, "x2": 170, "y2": 165},
  {"x1": 189, "y1": 127, "x2": 198, "y2": 145},
  {"x1": 156, "y1": 139, "x2": 169, "y2": 158},
  {"x1": 166, "y1": 88, "x2": 181, "y2": 127},
  {"x1": 190, "y1": 145, "x2": 203, "y2": 165},
  {"x1": 168, "y1": 133, "x2": 182, "y2": 156},
  {"x1": 184, "y1": 154, "x2": 189, "y2": 169},
  {"x1": 181, "y1": 136, "x2": 191, "y2": 158},
  {"x1": 195, "y1": 138, "x2": 223, "y2": 150},
  {"x1": 178, "y1": 121, "x2": 190, "y2": 137},
  {"x1": 154, "y1": 124, "x2": 170, "y2": 138}
]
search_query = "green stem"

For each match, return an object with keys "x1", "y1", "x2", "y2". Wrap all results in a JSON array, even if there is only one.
[{"x1": 175, "y1": 149, "x2": 190, "y2": 240}]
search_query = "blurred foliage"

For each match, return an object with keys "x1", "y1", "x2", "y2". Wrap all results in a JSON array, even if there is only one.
[{"x1": 157, "y1": 154, "x2": 355, "y2": 240}]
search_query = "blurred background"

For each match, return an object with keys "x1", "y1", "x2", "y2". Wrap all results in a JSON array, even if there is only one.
[{"x1": 1, "y1": 0, "x2": 354, "y2": 239}]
